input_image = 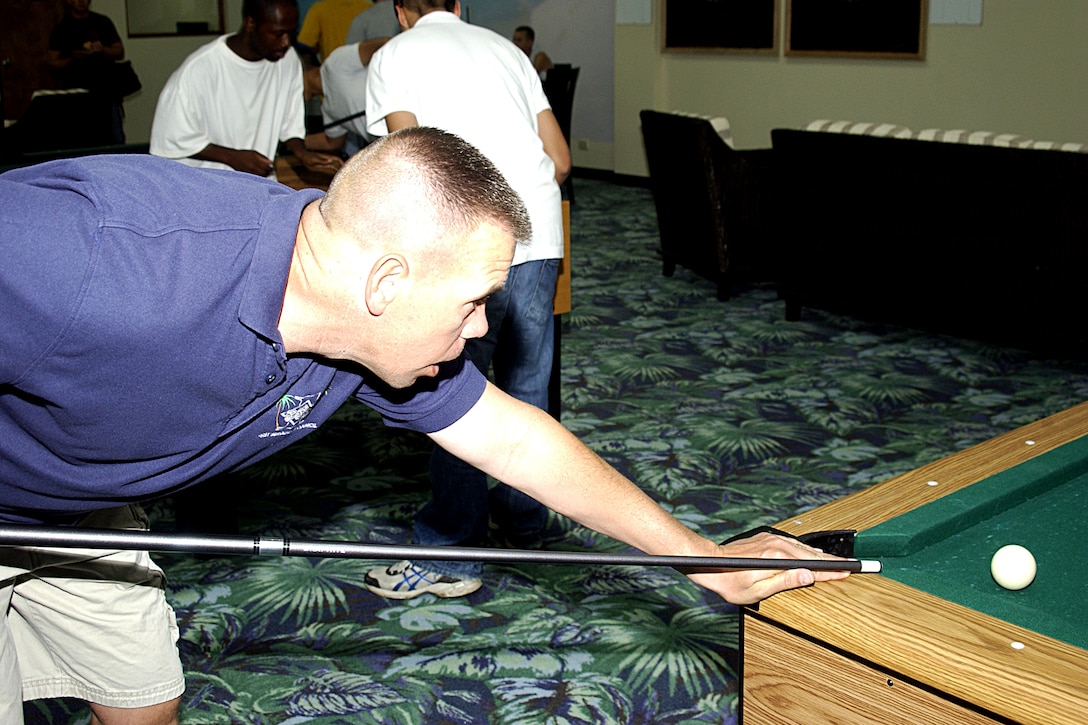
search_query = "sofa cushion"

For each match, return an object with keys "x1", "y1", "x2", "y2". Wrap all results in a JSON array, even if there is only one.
[
  {"x1": 805, "y1": 120, "x2": 912, "y2": 138},
  {"x1": 915, "y1": 128, "x2": 1035, "y2": 147},
  {"x1": 1029, "y1": 140, "x2": 1088, "y2": 153}
]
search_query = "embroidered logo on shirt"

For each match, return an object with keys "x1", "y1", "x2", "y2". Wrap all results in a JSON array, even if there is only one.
[
  {"x1": 256, "y1": 392, "x2": 326, "y2": 438},
  {"x1": 276, "y1": 392, "x2": 325, "y2": 429}
]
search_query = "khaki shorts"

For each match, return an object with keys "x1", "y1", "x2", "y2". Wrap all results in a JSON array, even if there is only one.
[{"x1": 0, "y1": 505, "x2": 185, "y2": 719}]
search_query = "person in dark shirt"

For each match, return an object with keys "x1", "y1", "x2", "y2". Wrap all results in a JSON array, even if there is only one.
[
  {"x1": 46, "y1": 0, "x2": 124, "y2": 91},
  {"x1": 45, "y1": 0, "x2": 128, "y2": 144}
]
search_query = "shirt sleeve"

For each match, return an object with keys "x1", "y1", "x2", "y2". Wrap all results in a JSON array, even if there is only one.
[
  {"x1": 149, "y1": 64, "x2": 214, "y2": 160},
  {"x1": 532, "y1": 80, "x2": 551, "y2": 117},
  {"x1": 364, "y1": 43, "x2": 410, "y2": 137},
  {"x1": 96, "y1": 15, "x2": 122, "y2": 47},
  {"x1": 0, "y1": 173, "x2": 96, "y2": 385},
  {"x1": 320, "y1": 46, "x2": 364, "y2": 139},
  {"x1": 296, "y1": 4, "x2": 323, "y2": 51},
  {"x1": 321, "y1": 86, "x2": 350, "y2": 140},
  {"x1": 279, "y1": 53, "x2": 307, "y2": 143},
  {"x1": 353, "y1": 357, "x2": 487, "y2": 434}
]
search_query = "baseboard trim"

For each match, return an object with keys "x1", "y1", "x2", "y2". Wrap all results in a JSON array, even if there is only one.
[{"x1": 571, "y1": 167, "x2": 650, "y2": 188}]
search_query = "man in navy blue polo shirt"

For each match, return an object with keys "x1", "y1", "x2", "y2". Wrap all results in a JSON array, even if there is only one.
[{"x1": 0, "y1": 128, "x2": 848, "y2": 724}]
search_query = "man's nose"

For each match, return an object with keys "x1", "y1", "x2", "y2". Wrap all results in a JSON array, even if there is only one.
[{"x1": 463, "y1": 304, "x2": 489, "y2": 340}]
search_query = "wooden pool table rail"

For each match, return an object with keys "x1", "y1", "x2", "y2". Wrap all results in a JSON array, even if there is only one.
[{"x1": 742, "y1": 400, "x2": 1088, "y2": 725}]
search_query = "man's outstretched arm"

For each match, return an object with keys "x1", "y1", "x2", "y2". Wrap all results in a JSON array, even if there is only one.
[{"x1": 429, "y1": 382, "x2": 850, "y2": 605}]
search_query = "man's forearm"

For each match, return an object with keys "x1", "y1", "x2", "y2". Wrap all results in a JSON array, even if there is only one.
[
  {"x1": 285, "y1": 138, "x2": 344, "y2": 173},
  {"x1": 284, "y1": 138, "x2": 310, "y2": 156},
  {"x1": 429, "y1": 383, "x2": 852, "y2": 605},
  {"x1": 192, "y1": 143, "x2": 242, "y2": 166},
  {"x1": 192, "y1": 144, "x2": 275, "y2": 176},
  {"x1": 537, "y1": 110, "x2": 571, "y2": 185},
  {"x1": 430, "y1": 384, "x2": 714, "y2": 559},
  {"x1": 103, "y1": 41, "x2": 125, "y2": 61}
]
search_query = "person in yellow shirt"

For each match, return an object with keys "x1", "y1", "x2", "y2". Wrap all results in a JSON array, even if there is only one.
[{"x1": 297, "y1": 0, "x2": 373, "y2": 59}]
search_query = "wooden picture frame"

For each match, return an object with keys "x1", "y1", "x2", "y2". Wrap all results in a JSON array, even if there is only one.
[
  {"x1": 663, "y1": 0, "x2": 779, "y2": 55},
  {"x1": 786, "y1": 0, "x2": 928, "y2": 60}
]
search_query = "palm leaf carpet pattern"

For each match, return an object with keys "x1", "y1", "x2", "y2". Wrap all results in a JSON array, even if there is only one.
[{"x1": 26, "y1": 179, "x2": 1088, "y2": 724}]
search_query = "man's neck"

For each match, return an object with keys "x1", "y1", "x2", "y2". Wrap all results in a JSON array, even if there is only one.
[
  {"x1": 226, "y1": 31, "x2": 263, "y2": 61},
  {"x1": 278, "y1": 202, "x2": 318, "y2": 353}
]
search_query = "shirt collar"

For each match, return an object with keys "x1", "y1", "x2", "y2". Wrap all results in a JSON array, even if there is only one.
[
  {"x1": 237, "y1": 189, "x2": 323, "y2": 345},
  {"x1": 415, "y1": 11, "x2": 460, "y2": 28}
]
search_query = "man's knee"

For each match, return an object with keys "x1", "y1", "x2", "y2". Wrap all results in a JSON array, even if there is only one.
[{"x1": 90, "y1": 696, "x2": 180, "y2": 725}]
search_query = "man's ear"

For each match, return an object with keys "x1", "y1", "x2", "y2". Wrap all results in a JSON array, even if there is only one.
[{"x1": 366, "y1": 254, "x2": 408, "y2": 315}]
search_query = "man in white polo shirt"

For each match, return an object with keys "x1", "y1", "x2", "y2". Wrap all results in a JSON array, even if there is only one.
[{"x1": 363, "y1": 0, "x2": 572, "y2": 599}]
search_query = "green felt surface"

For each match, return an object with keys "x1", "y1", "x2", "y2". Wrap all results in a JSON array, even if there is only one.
[{"x1": 855, "y1": 436, "x2": 1088, "y2": 650}]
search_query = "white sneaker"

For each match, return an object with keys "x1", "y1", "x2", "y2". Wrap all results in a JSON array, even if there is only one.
[{"x1": 364, "y1": 560, "x2": 482, "y2": 600}]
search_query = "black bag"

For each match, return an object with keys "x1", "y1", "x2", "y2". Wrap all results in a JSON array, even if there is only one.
[{"x1": 95, "y1": 60, "x2": 142, "y2": 99}]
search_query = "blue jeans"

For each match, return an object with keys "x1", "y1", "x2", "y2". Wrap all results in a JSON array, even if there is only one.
[{"x1": 414, "y1": 258, "x2": 559, "y2": 578}]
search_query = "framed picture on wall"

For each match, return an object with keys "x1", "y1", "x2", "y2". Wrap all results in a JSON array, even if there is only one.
[
  {"x1": 126, "y1": 0, "x2": 226, "y2": 37},
  {"x1": 786, "y1": 0, "x2": 928, "y2": 60},
  {"x1": 663, "y1": 0, "x2": 779, "y2": 55}
]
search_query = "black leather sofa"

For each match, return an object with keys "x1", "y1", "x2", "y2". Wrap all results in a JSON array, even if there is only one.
[{"x1": 772, "y1": 127, "x2": 1088, "y2": 357}]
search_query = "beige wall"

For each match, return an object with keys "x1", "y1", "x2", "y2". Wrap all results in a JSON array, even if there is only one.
[
  {"x1": 94, "y1": 0, "x2": 245, "y2": 145},
  {"x1": 615, "y1": 0, "x2": 1088, "y2": 176},
  {"x1": 95, "y1": 0, "x2": 1088, "y2": 171}
]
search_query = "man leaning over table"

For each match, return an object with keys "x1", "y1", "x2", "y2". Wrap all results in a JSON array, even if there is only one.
[{"x1": 1, "y1": 127, "x2": 848, "y2": 724}]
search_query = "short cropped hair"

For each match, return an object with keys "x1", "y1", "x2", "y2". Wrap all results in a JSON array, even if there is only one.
[
  {"x1": 242, "y1": 0, "x2": 297, "y2": 23},
  {"x1": 514, "y1": 26, "x2": 535, "y2": 41},
  {"x1": 393, "y1": 0, "x2": 457, "y2": 14},
  {"x1": 320, "y1": 127, "x2": 531, "y2": 256}
]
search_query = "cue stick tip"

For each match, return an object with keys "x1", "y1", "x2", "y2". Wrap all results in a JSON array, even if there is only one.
[{"x1": 859, "y1": 559, "x2": 882, "y2": 573}]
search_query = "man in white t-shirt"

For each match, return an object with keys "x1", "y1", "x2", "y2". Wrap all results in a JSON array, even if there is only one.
[
  {"x1": 363, "y1": 0, "x2": 572, "y2": 600},
  {"x1": 305, "y1": 37, "x2": 389, "y2": 156},
  {"x1": 151, "y1": 0, "x2": 341, "y2": 179}
]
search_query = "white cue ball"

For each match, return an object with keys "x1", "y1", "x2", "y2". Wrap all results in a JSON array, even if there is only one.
[{"x1": 990, "y1": 544, "x2": 1037, "y2": 590}]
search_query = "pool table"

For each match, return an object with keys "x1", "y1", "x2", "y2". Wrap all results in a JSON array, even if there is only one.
[{"x1": 740, "y1": 401, "x2": 1088, "y2": 725}]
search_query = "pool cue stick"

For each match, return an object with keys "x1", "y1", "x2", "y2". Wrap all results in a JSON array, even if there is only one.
[
  {"x1": 323, "y1": 109, "x2": 364, "y2": 131},
  {"x1": 0, "y1": 526, "x2": 881, "y2": 573}
]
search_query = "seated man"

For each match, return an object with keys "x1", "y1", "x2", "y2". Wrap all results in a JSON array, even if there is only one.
[
  {"x1": 150, "y1": 0, "x2": 341, "y2": 179},
  {"x1": 512, "y1": 25, "x2": 553, "y2": 78},
  {"x1": 305, "y1": 37, "x2": 390, "y2": 156}
]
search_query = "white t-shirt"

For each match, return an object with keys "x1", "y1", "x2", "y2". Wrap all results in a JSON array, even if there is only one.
[
  {"x1": 150, "y1": 35, "x2": 306, "y2": 177},
  {"x1": 365, "y1": 12, "x2": 562, "y2": 264},
  {"x1": 320, "y1": 43, "x2": 370, "y2": 141}
]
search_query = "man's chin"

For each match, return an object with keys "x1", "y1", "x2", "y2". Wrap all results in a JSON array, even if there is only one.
[{"x1": 386, "y1": 365, "x2": 440, "y2": 390}]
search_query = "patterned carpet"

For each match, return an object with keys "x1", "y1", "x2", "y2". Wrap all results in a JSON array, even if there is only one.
[{"x1": 26, "y1": 178, "x2": 1088, "y2": 724}]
